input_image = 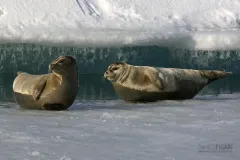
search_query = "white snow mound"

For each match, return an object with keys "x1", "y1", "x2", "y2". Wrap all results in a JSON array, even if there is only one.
[{"x1": 0, "y1": 0, "x2": 240, "y2": 50}]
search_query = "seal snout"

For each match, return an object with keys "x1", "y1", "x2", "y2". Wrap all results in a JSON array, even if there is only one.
[
  {"x1": 48, "y1": 63, "x2": 53, "y2": 72},
  {"x1": 104, "y1": 71, "x2": 109, "y2": 78},
  {"x1": 104, "y1": 69, "x2": 112, "y2": 79},
  {"x1": 104, "y1": 69, "x2": 113, "y2": 76},
  {"x1": 105, "y1": 70, "x2": 112, "y2": 75},
  {"x1": 49, "y1": 62, "x2": 61, "y2": 74},
  {"x1": 49, "y1": 63, "x2": 55, "y2": 70}
]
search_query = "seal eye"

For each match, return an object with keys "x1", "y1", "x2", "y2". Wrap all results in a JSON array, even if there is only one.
[
  {"x1": 112, "y1": 67, "x2": 118, "y2": 71},
  {"x1": 58, "y1": 59, "x2": 65, "y2": 64}
]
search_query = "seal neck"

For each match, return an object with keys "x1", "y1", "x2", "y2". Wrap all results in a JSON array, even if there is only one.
[
  {"x1": 117, "y1": 64, "x2": 131, "y2": 84},
  {"x1": 56, "y1": 68, "x2": 79, "y2": 88}
]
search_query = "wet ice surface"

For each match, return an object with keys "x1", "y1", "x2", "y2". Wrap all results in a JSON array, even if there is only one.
[{"x1": 0, "y1": 94, "x2": 239, "y2": 160}]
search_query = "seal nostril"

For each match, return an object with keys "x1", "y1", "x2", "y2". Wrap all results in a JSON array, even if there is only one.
[
  {"x1": 106, "y1": 71, "x2": 108, "y2": 74},
  {"x1": 50, "y1": 64, "x2": 54, "y2": 69}
]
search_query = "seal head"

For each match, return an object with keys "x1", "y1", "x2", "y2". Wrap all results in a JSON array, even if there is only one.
[
  {"x1": 104, "y1": 62, "x2": 126, "y2": 82},
  {"x1": 49, "y1": 56, "x2": 76, "y2": 73}
]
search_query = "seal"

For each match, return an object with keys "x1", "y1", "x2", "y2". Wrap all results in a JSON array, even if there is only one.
[
  {"x1": 13, "y1": 55, "x2": 79, "y2": 110},
  {"x1": 104, "y1": 62, "x2": 232, "y2": 103}
]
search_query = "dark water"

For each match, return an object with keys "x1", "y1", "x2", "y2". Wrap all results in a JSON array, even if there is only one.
[
  {"x1": 1, "y1": 73, "x2": 240, "y2": 103},
  {"x1": 0, "y1": 43, "x2": 240, "y2": 74},
  {"x1": 1, "y1": 43, "x2": 240, "y2": 103}
]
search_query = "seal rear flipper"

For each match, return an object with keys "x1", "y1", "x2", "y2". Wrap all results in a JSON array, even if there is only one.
[
  {"x1": 32, "y1": 80, "x2": 47, "y2": 100},
  {"x1": 200, "y1": 70, "x2": 232, "y2": 84},
  {"x1": 42, "y1": 103, "x2": 65, "y2": 111}
]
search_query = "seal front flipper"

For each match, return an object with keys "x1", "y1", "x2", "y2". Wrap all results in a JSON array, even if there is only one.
[
  {"x1": 42, "y1": 103, "x2": 65, "y2": 111},
  {"x1": 32, "y1": 80, "x2": 47, "y2": 100}
]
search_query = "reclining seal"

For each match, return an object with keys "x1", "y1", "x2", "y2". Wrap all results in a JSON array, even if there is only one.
[{"x1": 104, "y1": 62, "x2": 232, "y2": 103}]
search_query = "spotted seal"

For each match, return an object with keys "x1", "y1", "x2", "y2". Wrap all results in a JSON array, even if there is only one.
[
  {"x1": 13, "y1": 55, "x2": 79, "y2": 110},
  {"x1": 104, "y1": 62, "x2": 232, "y2": 103}
]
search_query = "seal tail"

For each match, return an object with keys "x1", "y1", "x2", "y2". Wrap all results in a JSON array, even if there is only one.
[{"x1": 200, "y1": 70, "x2": 232, "y2": 84}]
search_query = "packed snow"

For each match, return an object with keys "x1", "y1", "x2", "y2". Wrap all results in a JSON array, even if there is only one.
[
  {"x1": 0, "y1": 94, "x2": 239, "y2": 160},
  {"x1": 0, "y1": 0, "x2": 240, "y2": 50}
]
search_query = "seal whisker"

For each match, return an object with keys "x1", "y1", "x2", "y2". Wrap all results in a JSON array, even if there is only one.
[{"x1": 101, "y1": 76, "x2": 106, "y2": 82}]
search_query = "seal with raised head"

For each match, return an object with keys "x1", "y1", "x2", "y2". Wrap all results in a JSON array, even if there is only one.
[
  {"x1": 104, "y1": 62, "x2": 232, "y2": 103},
  {"x1": 13, "y1": 55, "x2": 79, "y2": 110}
]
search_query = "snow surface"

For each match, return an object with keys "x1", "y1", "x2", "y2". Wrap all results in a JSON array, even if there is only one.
[
  {"x1": 0, "y1": 94, "x2": 239, "y2": 160},
  {"x1": 1, "y1": 0, "x2": 240, "y2": 50}
]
